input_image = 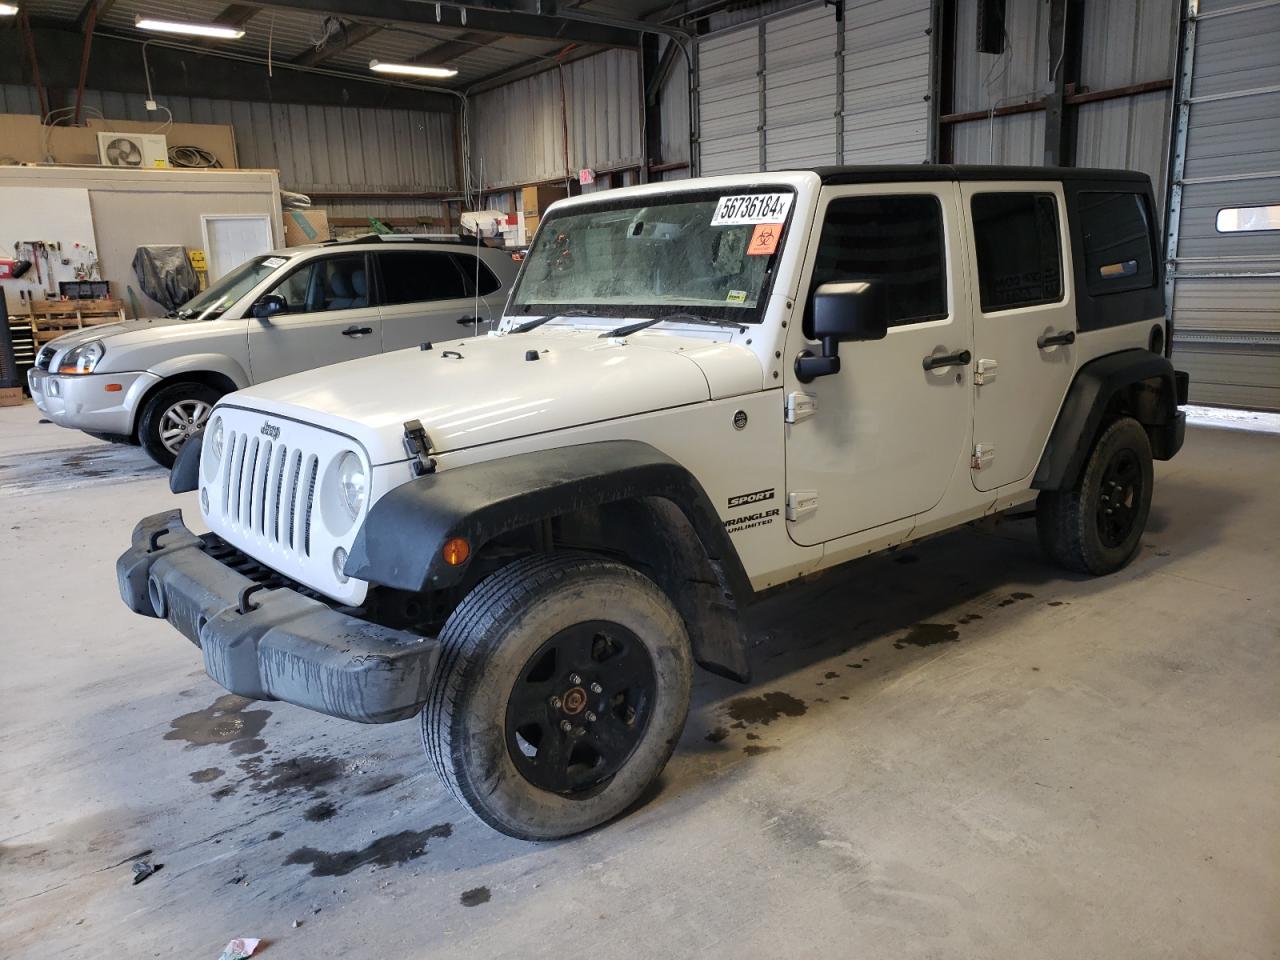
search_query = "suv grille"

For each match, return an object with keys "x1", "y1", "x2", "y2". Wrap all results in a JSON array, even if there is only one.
[
  {"x1": 219, "y1": 431, "x2": 321, "y2": 558},
  {"x1": 36, "y1": 346, "x2": 56, "y2": 371}
]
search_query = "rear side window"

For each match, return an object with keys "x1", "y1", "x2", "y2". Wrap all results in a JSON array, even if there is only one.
[
  {"x1": 970, "y1": 193, "x2": 1063, "y2": 312},
  {"x1": 377, "y1": 252, "x2": 469, "y2": 304},
  {"x1": 806, "y1": 194, "x2": 947, "y2": 335},
  {"x1": 1078, "y1": 191, "x2": 1157, "y2": 295},
  {"x1": 450, "y1": 253, "x2": 502, "y2": 296}
]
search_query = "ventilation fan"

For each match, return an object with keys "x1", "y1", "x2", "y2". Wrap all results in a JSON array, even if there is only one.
[{"x1": 97, "y1": 132, "x2": 169, "y2": 168}]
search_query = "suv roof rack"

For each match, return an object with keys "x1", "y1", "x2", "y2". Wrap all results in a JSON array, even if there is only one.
[{"x1": 320, "y1": 233, "x2": 478, "y2": 247}]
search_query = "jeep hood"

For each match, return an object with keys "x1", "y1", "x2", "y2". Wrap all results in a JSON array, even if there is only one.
[{"x1": 223, "y1": 327, "x2": 762, "y2": 463}]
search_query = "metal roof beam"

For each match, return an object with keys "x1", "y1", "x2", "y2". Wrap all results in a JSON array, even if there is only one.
[
  {"x1": 244, "y1": 0, "x2": 640, "y2": 47},
  {"x1": 292, "y1": 21, "x2": 384, "y2": 66}
]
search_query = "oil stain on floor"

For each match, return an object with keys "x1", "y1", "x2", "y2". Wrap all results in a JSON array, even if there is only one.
[
  {"x1": 284, "y1": 824, "x2": 453, "y2": 877},
  {"x1": 725, "y1": 692, "x2": 807, "y2": 727},
  {"x1": 893, "y1": 623, "x2": 961, "y2": 649},
  {"x1": 164, "y1": 695, "x2": 271, "y2": 751},
  {"x1": 460, "y1": 886, "x2": 491, "y2": 907},
  {"x1": 0, "y1": 443, "x2": 164, "y2": 496}
]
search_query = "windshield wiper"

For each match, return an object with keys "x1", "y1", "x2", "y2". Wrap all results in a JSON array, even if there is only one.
[
  {"x1": 598, "y1": 312, "x2": 747, "y2": 339},
  {"x1": 510, "y1": 309, "x2": 593, "y2": 333}
]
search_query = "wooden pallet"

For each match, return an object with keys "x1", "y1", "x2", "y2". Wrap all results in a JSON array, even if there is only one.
[{"x1": 30, "y1": 299, "x2": 126, "y2": 343}]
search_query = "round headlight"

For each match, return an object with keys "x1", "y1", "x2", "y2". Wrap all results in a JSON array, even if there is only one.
[
  {"x1": 206, "y1": 416, "x2": 224, "y2": 464},
  {"x1": 337, "y1": 451, "x2": 367, "y2": 519}
]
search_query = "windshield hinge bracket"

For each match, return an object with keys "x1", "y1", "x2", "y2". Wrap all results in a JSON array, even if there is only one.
[{"x1": 403, "y1": 419, "x2": 436, "y2": 477}]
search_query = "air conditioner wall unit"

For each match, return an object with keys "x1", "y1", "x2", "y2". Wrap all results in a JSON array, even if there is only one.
[{"x1": 97, "y1": 132, "x2": 169, "y2": 168}]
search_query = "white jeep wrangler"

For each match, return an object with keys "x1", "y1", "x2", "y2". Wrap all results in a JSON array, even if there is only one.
[{"x1": 118, "y1": 166, "x2": 1187, "y2": 840}]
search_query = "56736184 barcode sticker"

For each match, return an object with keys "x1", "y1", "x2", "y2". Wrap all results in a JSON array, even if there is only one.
[{"x1": 711, "y1": 193, "x2": 793, "y2": 226}]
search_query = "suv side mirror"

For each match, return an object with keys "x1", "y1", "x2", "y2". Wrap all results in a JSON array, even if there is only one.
[
  {"x1": 794, "y1": 281, "x2": 886, "y2": 383},
  {"x1": 252, "y1": 294, "x2": 288, "y2": 320}
]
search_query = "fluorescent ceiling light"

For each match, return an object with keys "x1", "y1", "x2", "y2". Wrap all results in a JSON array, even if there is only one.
[
  {"x1": 135, "y1": 17, "x2": 246, "y2": 39},
  {"x1": 0, "y1": 4, "x2": 20, "y2": 16},
  {"x1": 369, "y1": 59, "x2": 458, "y2": 79}
]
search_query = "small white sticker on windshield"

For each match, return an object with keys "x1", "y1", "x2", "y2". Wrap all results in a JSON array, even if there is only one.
[
  {"x1": 262, "y1": 256, "x2": 287, "y2": 269},
  {"x1": 711, "y1": 193, "x2": 793, "y2": 226}
]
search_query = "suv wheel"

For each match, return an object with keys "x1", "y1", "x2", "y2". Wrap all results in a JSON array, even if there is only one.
[
  {"x1": 422, "y1": 553, "x2": 692, "y2": 840},
  {"x1": 138, "y1": 382, "x2": 221, "y2": 468},
  {"x1": 1036, "y1": 416, "x2": 1154, "y2": 575}
]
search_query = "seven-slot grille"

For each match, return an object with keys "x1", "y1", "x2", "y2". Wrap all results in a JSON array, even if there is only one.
[{"x1": 219, "y1": 429, "x2": 321, "y2": 558}]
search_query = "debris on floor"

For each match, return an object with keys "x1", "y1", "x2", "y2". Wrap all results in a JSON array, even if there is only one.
[
  {"x1": 131, "y1": 859, "x2": 163, "y2": 885},
  {"x1": 217, "y1": 938, "x2": 261, "y2": 960}
]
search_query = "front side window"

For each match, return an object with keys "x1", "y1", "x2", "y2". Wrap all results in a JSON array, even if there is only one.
[
  {"x1": 971, "y1": 193, "x2": 1063, "y2": 312},
  {"x1": 177, "y1": 255, "x2": 292, "y2": 320},
  {"x1": 510, "y1": 189, "x2": 795, "y2": 321},
  {"x1": 267, "y1": 254, "x2": 368, "y2": 313},
  {"x1": 1078, "y1": 191, "x2": 1156, "y2": 296},
  {"x1": 806, "y1": 194, "x2": 948, "y2": 336},
  {"x1": 377, "y1": 252, "x2": 471, "y2": 304}
]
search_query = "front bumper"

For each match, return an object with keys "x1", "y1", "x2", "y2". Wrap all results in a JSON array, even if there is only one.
[
  {"x1": 27, "y1": 369, "x2": 158, "y2": 435},
  {"x1": 116, "y1": 510, "x2": 439, "y2": 723}
]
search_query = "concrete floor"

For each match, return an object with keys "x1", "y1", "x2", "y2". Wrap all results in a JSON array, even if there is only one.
[{"x1": 1, "y1": 400, "x2": 1277, "y2": 960}]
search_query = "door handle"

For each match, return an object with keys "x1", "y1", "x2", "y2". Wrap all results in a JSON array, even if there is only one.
[
  {"x1": 342, "y1": 326, "x2": 373, "y2": 338},
  {"x1": 922, "y1": 349, "x2": 971, "y2": 371},
  {"x1": 457, "y1": 315, "x2": 481, "y2": 325},
  {"x1": 1037, "y1": 330, "x2": 1076, "y2": 348}
]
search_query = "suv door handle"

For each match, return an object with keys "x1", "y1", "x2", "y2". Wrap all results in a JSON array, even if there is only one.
[
  {"x1": 456, "y1": 315, "x2": 479, "y2": 325},
  {"x1": 1037, "y1": 330, "x2": 1076, "y2": 348},
  {"x1": 342, "y1": 326, "x2": 373, "y2": 338},
  {"x1": 922, "y1": 349, "x2": 971, "y2": 371}
]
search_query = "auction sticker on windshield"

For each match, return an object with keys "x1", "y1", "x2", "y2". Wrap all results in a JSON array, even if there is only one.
[
  {"x1": 262, "y1": 257, "x2": 288, "y2": 269},
  {"x1": 711, "y1": 193, "x2": 793, "y2": 226}
]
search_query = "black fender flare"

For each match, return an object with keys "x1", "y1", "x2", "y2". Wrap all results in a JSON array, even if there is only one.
[
  {"x1": 1033, "y1": 349, "x2": 1187, "y2": 491},
  {"x1": 169, "y1": 429, "x2": 203, "y2": 494},
  {"x1": 345, "y1": 439, "x2": 754, "y2": 606}
]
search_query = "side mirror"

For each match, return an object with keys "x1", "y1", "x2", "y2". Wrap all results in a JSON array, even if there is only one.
[
  {"x1": 252, "y1": 294, "x2": 288, "y2": 320},
  {"x1": 795, "y1": 281, "x2": 886, "y2": 383}
]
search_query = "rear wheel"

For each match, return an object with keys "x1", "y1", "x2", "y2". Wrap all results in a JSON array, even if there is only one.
[
  {"x1": 423, "y1": 554, "x2": 692, "y2": 840},
  {"x1": 137, "y1": 382, "x2": 221, "y2": 468},
  {"x1": 1037, "y1": 416, "x2": 1153, "y2": 575}
]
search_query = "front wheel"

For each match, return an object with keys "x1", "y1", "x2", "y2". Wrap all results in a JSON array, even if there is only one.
[
  {"x1": 137, "y1": 382, "x2": 221, "y2": 468},
  {"x1": 1037, "y1": 416, "x2": 1154, "y2": 575},
  {"x1": 422, "y1": 554, "x2": 693, "y2": 840}
]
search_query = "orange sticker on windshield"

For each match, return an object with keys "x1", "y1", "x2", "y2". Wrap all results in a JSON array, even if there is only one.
[{"x1": 748, "y1": 222, "x2": 783, "y2": 255}]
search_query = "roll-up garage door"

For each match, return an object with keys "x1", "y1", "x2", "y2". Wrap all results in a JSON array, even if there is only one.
[
  {"x1": 694, "y1": 0, "x2": 932, "y2": 176},
  {"x1": 1167, "y1": 0, "x2": 1280, "y2": 410}
]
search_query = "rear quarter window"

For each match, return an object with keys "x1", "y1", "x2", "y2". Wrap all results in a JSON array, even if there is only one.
[{"x1": 1077, "y1": 191, "x2": 1157, "y2": 296}]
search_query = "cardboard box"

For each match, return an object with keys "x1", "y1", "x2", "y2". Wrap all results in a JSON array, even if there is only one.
[
  {"x1": 520, "y1": 184, "x2": 568, "y2": 217},
  {"x1": 284, "y1": 209, "x2": 331, "y2": 246},
  {"x1": 0, "y1": 386, "x2": 26, "y2": 407}
]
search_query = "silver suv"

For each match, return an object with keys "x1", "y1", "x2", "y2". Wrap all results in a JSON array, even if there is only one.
[{"x1": 28, "y1": 235, "x2": 517, "y2": 465}]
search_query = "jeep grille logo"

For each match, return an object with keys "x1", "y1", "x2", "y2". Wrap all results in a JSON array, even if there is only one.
[{"x1": 260, "y1": 422, "x2": 281, "y2": 439}]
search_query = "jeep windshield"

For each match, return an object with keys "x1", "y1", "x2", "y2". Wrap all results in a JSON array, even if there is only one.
[
  {"x1": 510, "y1": 188, "x2": 795, "y2": 323},
  {"x1": 174, "y1": 254, "x2": 292, "y2": 321}
]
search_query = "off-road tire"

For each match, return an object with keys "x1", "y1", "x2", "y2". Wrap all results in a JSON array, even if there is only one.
[
  {"x1": 137, "y1": 382, "x2": 222, "y2": 468},
  {"x1": 422, "y1": 553, "x2": 693, "y2": 840},
  {"x1": 1037, "y1": 416, "x2": 1154, "y2": 575}
]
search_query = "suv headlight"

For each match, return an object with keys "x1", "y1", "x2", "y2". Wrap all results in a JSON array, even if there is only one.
[
  {"x1": 57, "y1": 340, "x2": 105, "y2": 375},
  {"x1": 203, "y1": 416, "x2": 224, "y2": 476},
  {"x1": 336, "y1": 451, "x2": 367, "y2": 520}
]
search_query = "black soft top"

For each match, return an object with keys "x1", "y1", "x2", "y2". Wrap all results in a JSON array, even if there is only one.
[{"x1": 808, "y1": 164, "x2": 1150, "y2": 186}]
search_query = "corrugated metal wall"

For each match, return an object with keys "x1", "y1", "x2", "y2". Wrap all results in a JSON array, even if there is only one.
[
  {"x1": 951, "y1": 0, "x2": 1178, "y2": 208},
  {"x1": 657, "y1": 38, "x2": 691, "y2": 177},
  {"x1": 696, "y1": 0, "x2": 932, "y2": 176},
  {"x1": 467, "y1": 49, "x2": 643, "y2": 190},
  {"x1": 1166, "y1": 0, "x2": 1280, "y2": 410}
]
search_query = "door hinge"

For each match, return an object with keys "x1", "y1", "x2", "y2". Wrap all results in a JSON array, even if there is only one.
[
  {"x1": 786, "y1": 490, "x2": 819, "y2": 521},
  {"x1": 974, "y1": 358, "x2": 998, "y2": 385},
  {"x1": 971, "y1": 443, "x2": 996, "y2": 470},
  {"x1": 785, "y1": 391, "x2": 817, "y2": 424}
]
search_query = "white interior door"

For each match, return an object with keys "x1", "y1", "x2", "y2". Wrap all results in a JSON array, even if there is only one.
[{"x1": 202, "y1": 215, "x2": 273, "y2": 282}]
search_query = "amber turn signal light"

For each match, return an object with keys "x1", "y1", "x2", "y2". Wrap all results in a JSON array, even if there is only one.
[
  {"x1": 105, "y1": 383, "x2": 123, "y2": 392},
  {"x1": 442, "y1": 537, "x2": 470, "y2": 566}
]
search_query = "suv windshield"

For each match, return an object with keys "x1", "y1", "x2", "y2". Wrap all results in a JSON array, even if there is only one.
[
  {"x1": 510, "y1": 188, "x2": 795, "y2": 322},
  {"x1": 175, "y1": 255, "x2": 290, "y2": 320}
]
